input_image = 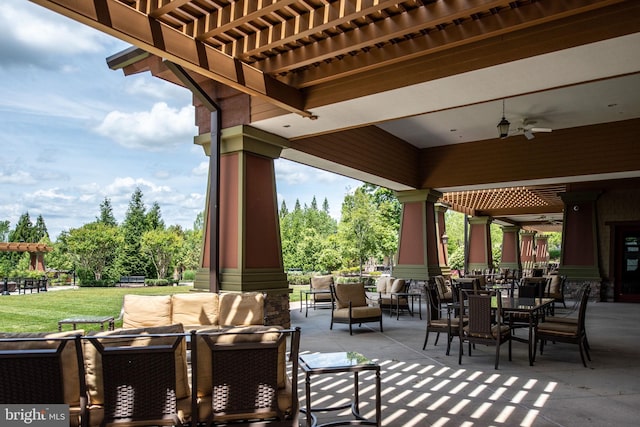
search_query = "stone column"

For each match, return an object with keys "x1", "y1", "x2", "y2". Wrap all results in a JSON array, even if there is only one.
[
  {"x1": 394, "y1": 189, "x2": 443, "y2": 280},
  {"x1": 467, "y1": 216, "x2": 493, "y2": 273},
  {"x1": 435, "y1": 203, "x2": 450, "y2": 278},
  {"x1": 194, "y1": 125, "x2": 291, "y2": 326},
  {"x1": 499, "y1": 225, "x2": 522, "y2": 272}
]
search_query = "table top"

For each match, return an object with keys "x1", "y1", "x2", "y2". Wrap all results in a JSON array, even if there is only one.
[
  {"x1": 500, "y1": 297, "x2": 554, "y2": 311},
  {"x1": 300, "y1": 351, "x2": 377, "y2": 372},
  {"x1": 302, "y1": 288, "x2": 331, "y2": 294},
  {"x1": 58, "y1": 315, "x2": 114, "y2": 323}
]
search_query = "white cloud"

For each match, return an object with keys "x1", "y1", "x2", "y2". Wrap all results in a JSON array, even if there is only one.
[
  {"x1": 95, "y1": 102, "x2": 197, "y2": 151},
  {"x1": 274, "y1": 159, "x2": 311, "y2": 185},
  {"x1": 0, "y1": 170, "x2": 36, "y2": 185},
  {"x1": 0, "y1": 1, "x2": 117, "y2": 69},
  {"x1": 125, "y1": 77, "x2": 190, "y2": 100},
  {"x1": 193, "y1": 161, "x2": 209, "y2": 176}
]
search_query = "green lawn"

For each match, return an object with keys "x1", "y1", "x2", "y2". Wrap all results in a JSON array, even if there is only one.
[
  {"x1": 0, "y1": 286, "x2": 193, "y2": 333},
  {"x1": 0, "y1": 285, "x2": 308, "y2": 333}
]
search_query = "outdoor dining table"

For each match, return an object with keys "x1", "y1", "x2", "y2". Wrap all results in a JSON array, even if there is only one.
[
  {"x1": 450, "y1": 296, "x2": 554, "y2": 366},
  {"x1": 499, "y1": 296, "x2": 555, "y2": 366}
]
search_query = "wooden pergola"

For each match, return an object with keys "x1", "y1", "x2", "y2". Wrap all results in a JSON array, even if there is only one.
[{"x1": 0, "y1": 242, "x2": 52, "y2": 272}]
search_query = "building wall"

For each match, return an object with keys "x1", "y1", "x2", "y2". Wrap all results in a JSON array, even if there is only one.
[{"x1": 597, "y1": 187, "x2": 640, "y2": 301}]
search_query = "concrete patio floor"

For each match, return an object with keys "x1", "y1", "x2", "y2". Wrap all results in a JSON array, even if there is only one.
[{"x1": 289, "y1": 298, "x2": 640, "y2": 427}]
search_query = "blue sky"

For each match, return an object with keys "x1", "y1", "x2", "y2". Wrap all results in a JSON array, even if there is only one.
[{"x1": 0, "y1": 0, "x2": 361, "y2": 240}]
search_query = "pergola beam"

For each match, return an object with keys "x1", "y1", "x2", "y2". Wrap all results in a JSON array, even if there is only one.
[{"x1": 30, "y1": 0, "x2": 312, "y2": 118}]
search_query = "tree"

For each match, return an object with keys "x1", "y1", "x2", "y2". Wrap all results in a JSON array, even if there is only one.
[
  {"x1": 141, "y1": 228, "x2": 182, "y2": 279},
  {"x1": 146, "y1": 201, "x2": 165, "y2": 230},
  {"x1": 66, "y1": 222, "x2": 121, "y2": 281},
  {"x1": 33, "y1": 214, "x2": 49, "y2": 242},
  {"x1": 337, "y1": 187, "x2": 379, "y2": 275},
  {"x1": 96, "y1": 197, "x2": 117, "y2": 226},
  {"x1": 0, "y1": 220, "x2": 9, "y2": 242},
  {"x1": 117, "y1": 188, "x2": 148, "y2": 275},
  {"x1": 9, "y1": 212, "x2": 35, "y2": 243}
]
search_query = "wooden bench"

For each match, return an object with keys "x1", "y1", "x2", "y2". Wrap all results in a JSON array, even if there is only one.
[{"x1": 118, "y1": 275, "x2": 146, "y2": 286}]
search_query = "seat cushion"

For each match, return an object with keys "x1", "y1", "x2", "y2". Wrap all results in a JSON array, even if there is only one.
[
  {"x1": 121, "y1": 294, "x2": 172, "y2": 328},
  {"x1": 218, "y1": 292, "x2": 265, "y2": 326},
  {"x1": 171, "y1": 292, "x2": 219, "y2": 326},
  {"x1": 390, "y1": 279, "x2": 406, "y2": 293},
  {"x1": 83, "y1": 323, "x2": 189, "y2": 405},
  {"x1": 548, "y1": 275, "x2": 562, "y2": 297},
  {"x1": 334, "y1": 306, "x2": 381, "y2": 319},
  {"x1": 334, "y1": 283, "x2": 367, "y2": 308}
]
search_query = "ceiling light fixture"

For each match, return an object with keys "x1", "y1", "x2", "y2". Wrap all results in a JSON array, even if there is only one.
[{"x1": 497, "y1": 99, "x2": 510, "y2": 139}]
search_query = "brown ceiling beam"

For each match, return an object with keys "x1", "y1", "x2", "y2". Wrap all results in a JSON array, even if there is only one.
[
  {"x1": 148, "y1": 0, "x2": 192, "y2": 19},
  {"x1": 284, "y1": 0, "x2": 623, "y2": 87},
  {"x1": 301, "y1": 0, "x2": 638, "y2": 107},
  {"x1": 260, "y1": 0, "x2": 517, "y2": 74},
  {"x1": 196, "y1": 0, "x2": 298, "y2": 41},
  {"x1": 478, "y1": 205, "x2": 565, "y2": 217},
  {"x1": 30, "y1": 0, "x2": 313, "y2": 118},
  {"x1": 238, "y1": 0, "x2": 409, "y2": 60}
]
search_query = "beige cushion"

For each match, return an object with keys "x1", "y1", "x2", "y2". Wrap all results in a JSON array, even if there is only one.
[
  {"x1": 548, "y1": 275, "x2": 561, "y2": 296},
  {"x1": 334, "y1": 283, "x2": 367, "y2": 308},
  {"x1": 171, "y1": 292, "x2": 219, "y2": 326},
  {"x1": 121, "y1": 294, "x2": 172, "y2": 328},
  {"x1": 333, "y1": 306, "x2": 382, "y2": 319},
  {"x1": 218, "y1": 292, "x2": 264, "y2": 326},
  {"x1": 376, "y1": 276, "x2": 394, "y2": 294},
  {"x1": 87, "y1": 396, "x2": 191, "y2": 427},
  {"x1": 0, "y1": 330, "x2": 85, "y2": 407},
  {"x1": 83, "y1": 324, "x2": 189, "y2": 405},
  {"x1": 390, "y1": 279, "x2": 406, "y2": 293},
  {"x1": 311, "y1": 275, "x2": 333, "y2": 290},
  {"x1": 194, "y1": 325, "x2": 284, "y2": 398}
]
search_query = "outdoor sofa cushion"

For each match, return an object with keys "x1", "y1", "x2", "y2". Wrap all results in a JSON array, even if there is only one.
[
  {"x1": 121, "y1": 294, "x2": 172, "y2": 328},
  {"x1": 171, "y1": 292, "x2": 219, "y2": 328}
]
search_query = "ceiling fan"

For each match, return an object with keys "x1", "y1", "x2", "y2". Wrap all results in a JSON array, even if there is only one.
[
  {"x1": 496, "y1": 100, "x2": 553, "y2": 140},
  {"x1": 515, "y1": 119, "x2": 553, "y2": 140}
]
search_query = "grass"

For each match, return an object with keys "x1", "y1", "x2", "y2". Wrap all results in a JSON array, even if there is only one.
[
  {"x1": 0, "y1": 286, "x2": 193, "y2": 333},
  {"x1": 0, "y1": 284, "x2": 309, "y2": 333}
]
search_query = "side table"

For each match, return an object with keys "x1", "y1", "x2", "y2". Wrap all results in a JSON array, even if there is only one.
[
  {"x1": 299, "y1": 351, "x2": 381, "y2": 427},
  {"x1": 58, "y1": 315, "x2": 115, "y2": 332},
  {"x1": 390, "y1": 292, "x2": 422, "y2": 320}
]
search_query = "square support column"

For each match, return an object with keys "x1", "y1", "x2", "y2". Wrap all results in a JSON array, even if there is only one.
[
  {"x1": 467, "y1": 216, "x2": 493, "y2": 273},
  {"x1": 194, "y1": 125, "x2": 291, "y2": 326},
  {"x1": 499, "y1": 225, "x2": 522, "y2": 272},
  {"x1": 393, "y1": 189, "x2": 442, "y2": 280}
]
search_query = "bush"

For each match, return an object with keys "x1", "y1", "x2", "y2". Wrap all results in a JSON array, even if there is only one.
[
  {"x1": 182, "y1": 270, "x2": 196, "y2": 280},
  {"x1": 146, "y1": 279, "x2": 172, "y2": 286},
  {"x1": 287, "y1": 273, "x2": 311, "y2": 286}
]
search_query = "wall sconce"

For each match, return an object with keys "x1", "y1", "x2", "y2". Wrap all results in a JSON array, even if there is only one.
[{"x1": 441, "y1": 233, "x2": 449, "y2": 245}]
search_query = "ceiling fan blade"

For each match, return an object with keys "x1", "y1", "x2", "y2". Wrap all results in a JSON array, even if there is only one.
[
  {"x1": 531, "y1": 127, "x2": 552, "y2": 133},
  {"x1": 523, "y1": 130, "x2": 535, "y2": 140}
]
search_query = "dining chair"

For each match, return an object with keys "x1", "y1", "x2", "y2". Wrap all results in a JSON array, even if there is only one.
[
  {"x1": 536, "y1": 284, "x2": 591, "y2": 367},
  {"x1": 458, "y1": 289, "x2": 512, "y2": 370},
  {"x1": 422, "y1": 284, "x2": 464, "y2": 355}
]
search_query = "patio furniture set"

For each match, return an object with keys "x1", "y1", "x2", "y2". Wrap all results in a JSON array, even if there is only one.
[{"x1": 0, "y1": 291, "x2": 383, "y2": 427}]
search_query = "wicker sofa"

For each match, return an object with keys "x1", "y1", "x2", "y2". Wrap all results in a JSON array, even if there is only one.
[{"x1": 118, "y1": 292, "x2": 266, "y2": 330}]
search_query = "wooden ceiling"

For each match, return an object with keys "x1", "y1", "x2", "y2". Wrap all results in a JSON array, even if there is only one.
[
  {"x1": 31, "y1": 0, "x2": 639, "y2": 231},
  {"x1": 33, "y1": 0, "x2": 628, "y2": 115}
]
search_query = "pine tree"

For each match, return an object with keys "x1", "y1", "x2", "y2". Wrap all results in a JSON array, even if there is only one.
[
  {"x1": 96, "y1": 198, "x2": 118, "y2": 226},
  {"x1": 117, "y1": 188, "x2": 148, "y2": 276},
  {"x1": 33, "y1": 215, "x2": 49, "y2": 242},
  {"x1": 9, "y1": 212, "x2": 35, "y2": 243},
  {"x1": 146, "y1": 202, "x2": 165, "y2": 230}
]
